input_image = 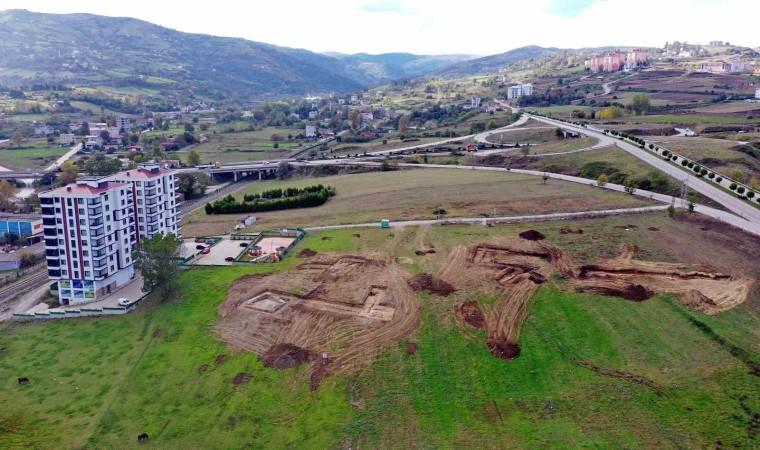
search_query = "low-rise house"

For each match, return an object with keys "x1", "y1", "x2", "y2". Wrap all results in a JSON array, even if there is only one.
[
  {"x1": 308, "y1": 111, "x2": 319, "y2": 119},
  {"x1": 85, "y1": 135, "x2": 103, "y2": 150},
  {"x1": 60, "y1": 133, "x2": 76, "y2": 146},
  {"x1": 305, "y1": 125, "x2": 317, "y2": 138},
  {"x1": 34, "y1": 125, "x2": 55, "y2": 137}
]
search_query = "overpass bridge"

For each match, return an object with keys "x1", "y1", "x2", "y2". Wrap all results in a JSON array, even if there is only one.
[
  {"x1": 0, "y1": 172, "x2": 46, "y2": 180},
  {"x1": 185, "y1": 162, "x2": 284, "y2": 182}
]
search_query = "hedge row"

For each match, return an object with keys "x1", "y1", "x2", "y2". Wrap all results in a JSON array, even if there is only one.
[
  {"x1": 206, "y1": 189, "x2": 330, "y2": 214},
  {"x1": 243, "y1": 184, "x2": 327, "y2": 201}
]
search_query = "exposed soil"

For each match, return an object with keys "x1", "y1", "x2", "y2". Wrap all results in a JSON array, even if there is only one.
[
  {"x1": 297, "y1": 248, "x2": 318, "y2": 258},
  {"x1": 261, "y1": 343, "x2": 312, "y2": 370},
  {"x1": 407, "y1": 273, "x2": 456, "y2": 296},
  {"x1": 217, "y1": 253, "x2": 420, "y2": 390},
  {"x1": 459, "y1": 301, "x2": 485, "y2": 329},
  {"x1": 232, "y1": 373, "x2": 253, "y2": 385},
  {"x1": 559, "y1": 227, "x2": 584, "y2": 235},
  {"x1": 577, "y1": 360, "x2": 662, "y2": 394},
  {"x1": 320, "y1": 236, "x2": 332, "y2": 241},
  {"x1": 152, "y1": 329, "x2": 163, "y2": 338},
  {"x1": 519, "y1": 230, "x2": 546, "y2": 241},
  {"x1": 647, "y1": 227, "x2": 660, "y2": 231},
  {"x1": 214, "y1": 355, "x2": 226, "y2": 366},
  {"x1": 405, "y1": 342, "x2": 419, "y2": 355},
  {"x1": 353, "y1": 234, "x2": 361, "y2": 238},
  {"x1": 488, "y1": 338, "x2": 521, "y2": 361},
  {"x1": 198, "y1": 364, "x2": 208, "y2": 373},
  {"x1": 575, "y1": 280, "x2": 654, "y2": 301}
]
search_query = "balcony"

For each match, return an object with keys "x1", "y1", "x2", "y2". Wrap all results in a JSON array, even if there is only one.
[
  {"x1": 45, "y1": 249, "x2": 59, "y2": 257},
  {"x1": 41, "y1": 207, "x2": 55, "y2": 216},
  {"x1": 44, "y1": 239, "x2": 58, "y2": 247},
  {"x1": 144, "y1": 189, "x2": 157, "y2": 197},
  {"x1": 90, "y1": 227, "x2": 105, "y2": 238},
  {"x1": 42, "y1": 218, "x2": 56, "y2": 226},
  {"x1": 94, "y1": 268, "x2": 109, "y2": 278},
  {"x1": 44, "y1": 229, "x2": 58, "y2": 237},
  {"x1": 47, "y1": 260, "x2": 60, "y2": 268},
  {"x1": 89, "y1": 218, "x2": 103, "y2": 227},
  {"x1": 87, "y1": 207, "x2": 103, "y2": 216},
  {"x1": 48, "y1": 269, "x2": 61, "y2": 278},
  {"x1": 40, "y1": 197, "x2": 54, "y2": 205},
  {"x1": 93, "y1": 258, "x2": 108, "y2": 269},
  {"x1": 91, "y1": 238, "x2": 106, "y2": 248}
]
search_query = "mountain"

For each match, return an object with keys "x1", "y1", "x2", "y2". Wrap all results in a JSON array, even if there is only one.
[
  {"x1": 324, "y1": 52, "x2": 478, "y2": 83},
  {"x1": 434, "y1": 45, "x2": 640, "y2": 78},
  {"x1": 0, "y1": 9, "x2": 366, "y2": 99}
]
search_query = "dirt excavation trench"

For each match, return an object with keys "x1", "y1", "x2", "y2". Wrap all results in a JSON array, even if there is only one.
[
  {"x1": 443, "y1": 237, "x2": 753, "y2": 362},
  {"x1": 216, "y1": 253, "x2": 420, "y2": 390}
]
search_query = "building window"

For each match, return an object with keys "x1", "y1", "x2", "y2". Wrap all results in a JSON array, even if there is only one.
[{"x1": 85, "y1": 271, "x2": 91, "y2": 277}]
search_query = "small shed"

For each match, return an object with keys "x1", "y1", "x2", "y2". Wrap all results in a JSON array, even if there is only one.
[
  {"x1": 243, "y1": 216, "x2": 257, "y2": 226},
  {"x1": 381, "y1": 219, "x2": 390, "y2": 229}
]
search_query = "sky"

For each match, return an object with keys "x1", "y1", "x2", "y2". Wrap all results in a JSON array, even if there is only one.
[{"x1": 0, "y1": 0, "x2": 757, "y2": 55}]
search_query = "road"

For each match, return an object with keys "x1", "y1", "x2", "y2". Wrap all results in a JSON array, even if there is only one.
[
  {"x1": 525, "y1": 114, "x2": 760, "y2": 225},
  {"x1": 304, "y1": 205, "x2": 669, "y2": 231},
  {"x1": 45, "y1": 144, "x2": 80, "y2": 172},
  {"x1": 472, "y1": 114, "x2": 530, "y2": 144}
]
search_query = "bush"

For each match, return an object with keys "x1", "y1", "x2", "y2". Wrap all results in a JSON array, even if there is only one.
[
  {"x1": 746, "y1": 191, "x2": 755, "y2": 199},
  {"x1": 708, "y1": 172, "x2": 715, "y2": 179},
  {"x1": 687, "y1": 162, "x2": 695, "y2": 168},
  {"x1": 648, "y1": 144, "x2": 654, "y2": 150},
  {"x1": 671, "y1": 155, "x2": 677, "y2": 161},
  {"x1": 700, "y1": 168, "x2": 707, "y2": 176},
  {"x1": 729, "y1": 183, "x2": 737, "y2": 190},
  {"x1": 736, "y1": 186, "x2": 745, "y2": 194},
  {"x1": 206, "y1": 188, "x2": 332, "y2": 214},
  {"x1": 681, "y1": 160, "x2": 688, "y2": 166},
  {"x1": 693, "y1": 165, "x2": 701, "y2": 173},
  {"x1": 716, "y1": 176, "x2": 723, "y2": 182}
]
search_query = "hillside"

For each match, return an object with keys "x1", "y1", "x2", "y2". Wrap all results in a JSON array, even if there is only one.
[
  {"x1": 325, "y1": 52, "x2": 478, "y2": 83},
  {"x1": 0, "y1": 9, "x2": 365, "y2": 99}
]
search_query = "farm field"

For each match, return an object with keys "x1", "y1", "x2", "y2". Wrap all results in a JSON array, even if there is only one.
[
  {"x1": 650, "y1": 136, "x2": 760, "y2": 184},
  {"x1": 0, "y1": 143, "x2": 69, "y2": 171},
  {"x1": 332, "y1": 137, "x2": 449, "y2": 155},
  {"x1": 523, "y1": 137, "x2": 599, "y2": 155},
  {"x1": 1, "y1": 212, "x2": 758, "y2": 448},
  {"x1": 188, "y1": 129, "x2": 303, "y2": 164},
  {"x1": 181, "y1": 168, "x2": 654, "y2": 236},
  {"x1": 609, "y1": 114, "x2": 760, "y2": 125}
]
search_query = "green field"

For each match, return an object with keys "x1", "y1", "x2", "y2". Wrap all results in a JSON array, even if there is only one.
[
  {"x1": 181, "y1": 169, "x2": 653, "y2": 236},
  {"x1": 1, "y1": 214, "x2": 758, "y2": 448},
  {"x1": 614, "y1": 115, "x2": 760, "y2": 125},
  {"x1": 0, "y1": 144, "x2": 69, "y2": 171}
]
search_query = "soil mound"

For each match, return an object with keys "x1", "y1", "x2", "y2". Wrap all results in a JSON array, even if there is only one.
[
  {"x1": 232, "y1": 373, "x2": 253, "y2": 385},
  {"x1": 559, "y1": 227, "x2": 583, "y2": 234},
  {"x1": 215, "y1": 355, "x2": 226, "y2": 366},
  {"x1": 408, "y1": 273, "x2": 456, "y2": 296},
  {"x1": 297, "y1": 248, "x2": 318, "y2": 258},
  {"x1": 261, "y1": 343, "x2": 312, "y2": 370},
  {"x1": 488, "y1": 338, "x2": 521, "y2": 361},
  {"x1": 406, "y1": 342, "x2": 419, "y2": 355},
  {"x1": 576, "y1": 281, "x2": 653, "y2": 301},
  {"x1": 519, "y1": 230, "x2": 546, "y2": 241},
  {"x1": 679, "y1": 289, "x2": 718, "y2": 313},
  {"x1": 460, "y1": 301, "x2": 485, "y2": 329}
]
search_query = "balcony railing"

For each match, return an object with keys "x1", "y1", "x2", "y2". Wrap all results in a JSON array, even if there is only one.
[
  {"x1": 41, "y1": 207, "x2": 55, "y2": 216},
  {"x1": 40, "y1": 197, "x2": 54, "y2": 205},
  {"x1": 44, "y1": 229, "x2": 58, "y2": 237},
  {"x1": 45, "y1": 249, "x2": 59, "y2": 257},
  {"x1": 48, "y1": 269, "x2": 61, "y2": 277}
]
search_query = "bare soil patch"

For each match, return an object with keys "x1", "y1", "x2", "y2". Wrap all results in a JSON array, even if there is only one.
[
  {"x1": 217, "y1": 253, "x2": 420, "y2": 389},
  {"x1": 214, "y1": 355, "x2": 226, "y2": 366},
  {"x1": 297, "y1": 248, "x2": 318, "y2": 258},
  {"x1": 519, "y1": 230, "x2": 546, "y2": 241},
  {"x1": 405, "y1": 342, "x2": 419, "y2": 355},
  {"x1": 232, "y1": 373, "x2": 253, "y2": 385},
  {"x1": 198, "y1": 364, "x2": 208, "y2": 373},
  {"x1": 459, "y1": 301, "x2": 485, "y2": 329},
  {"x1": 408, "y1": 273, "x2": 456, "y2": 296},
  {"x1": 559, "y1": 227, "x2": 584, "y2": 235}
]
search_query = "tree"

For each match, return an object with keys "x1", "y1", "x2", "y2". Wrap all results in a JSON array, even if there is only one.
[
  {"x1": 84, "y1": 152, "x2": 122, "y2": 176},
  {"x1": 398, "y1": 114, "x2": 408, "y2": 134},
  {"x1": 597, "y1": 174, "x2": 608, "y2": 187},
  {"x1": 133, "y1": 233, "x2": 182, "y2": 300},
  {"x1": 58, "y1": 162, "x2": 79, "y2": 186},
  {"x1": 631, "y1": 94, "x2": 651, "y2": 115},
  {"x1": 11, "y1": 130, "x2": 23, "y2": 148},
  {"x1": 184, "y1": 123, "x2": 195, "y2": 133},
  {"x1": 624, "y1": 178, "x2": 637, "y2": 195},
  {"x1": 487, "y1": 120, "x2": 498, "y2": 130},
  {"x1": 176, "y1": 172, "x2": 209, "y2": 199},
  {"x1": 276, "y1": 161, "x2": 292, "y2": 179},
  {"x1": 134, "y1": 153, "x2": 147, "y2": 164},
  {"x1": 79, "y1": 122, "x2": 90, "y2": 136},
  {"x1": 348, "y1": 110, "x2": 361, "y2": 130},
  {"x1": 270, "y1": 133, "x2": 283, "y2": 142},
  {"x1": 154, "y1": 114, "x2": 163, "y2": 130},
  {"x1": 187, "y1": 149, "x2": 201, "y2": 166},
  {"x1": 0, "y1": 180, "x2": 16, "y2": 210},
  {"x1": 555, "y1": 128, "x2": 564, "y2": 138}
]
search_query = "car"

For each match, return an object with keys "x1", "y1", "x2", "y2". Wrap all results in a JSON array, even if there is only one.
[
  {"x1": 205, "y1": 239, "x2": 214, "y2": 245},
  {"x1": 117, "y1": 298, "x2": 132, "y2": 307},
  {"x1": 261, "y1": 161, "x2": 270, "y2": 165},
  {"x1": 239, "y1": 242, "x2": 249, "y2": 247},
  {"x1": 225, "y1": 256, "x2": 235, "y2": 262},
  {"x1": 202, "y1": 248, "x2": 211, "y2": 254},
  {"x1": 196, "y1": 244, "x2": 206, "y2": 250}
]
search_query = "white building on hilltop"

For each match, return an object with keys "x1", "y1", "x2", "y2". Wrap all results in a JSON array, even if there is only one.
[
  {"x1": 39, "y1": 164, "x2": 178, "y2": 305},
  {"x1": 471, "y1": 96, "x2": 482, "y2": 108},
  {"x1": 507, "y1": 84, "x2": 533, "y2": 100},
  {"x1": 755, "y1": 88, "x2": 760, "y2": 100}
]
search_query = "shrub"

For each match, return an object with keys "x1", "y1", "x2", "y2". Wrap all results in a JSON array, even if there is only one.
[
  {"x1": 671, "y1": 155, "x2": 678, "y2": 161},
  {"x1": 700, "y1": 168, "x2": 707, "y2": 176},
  {"x1": 681, "y1": 160, "x2": 688, "y2": 166},
  {"x1": 736, "y1": 186, "x2": 745, "y2": 194},
  {"x1": 687, "y1": 162, "x2": 695, "y2": 168},
  {"x1": 693, "y1": 165, "x2": 701, "y2": 173},
  {"x1": 716, "y1": 176, "x2": 722, "y2": 182},
  {"x1": 648, "y1": 144, "x2": 654, "y2": 150},
  {"x1": 708, "y1": 172, "x2": 715, "y2": 179},
  {"x1": 206, "y1": 188, "x2": 332, "y2": 214},
  {"x1": 746, "y1": 191, "x2": 755, "y2": 199},
  {"x1": 729, "y1": 183, "x2": 737, "y2": 190}
]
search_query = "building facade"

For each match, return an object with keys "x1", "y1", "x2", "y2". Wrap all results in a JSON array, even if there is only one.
[
  {"x1": 59, "y1": 133, "x2": 76, "y2": 146},
  {"x1": 507, "y1": 84, "x2": 533, "y2": 100},
  {"x1": 0, "y1": 213, "x2": 43, "y2": 243},
  {"x1": 590, "y1": 50, "x2": 648, "y2": 73},
  {"x1": 116, "y1": 117, "x2": 132, "y2": 133},
  {"x1": 39, "y1": 164, "x2": 178, "y2": 305}
]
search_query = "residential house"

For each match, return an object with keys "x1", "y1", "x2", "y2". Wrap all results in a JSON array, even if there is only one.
[
  {"x1": 305, "y1": 125, "x2": 317, "y2": 138},
  {"x1": 471, "y1": 96, "x2": 482, "y2": 108},
  {"x1": 60, "y1": 133, "x2": 76, "y2": 147}
]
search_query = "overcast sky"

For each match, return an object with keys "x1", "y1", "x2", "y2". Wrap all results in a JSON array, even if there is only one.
[{"x1": 0, "y1": 0, "x2": 757, "y2": 55}]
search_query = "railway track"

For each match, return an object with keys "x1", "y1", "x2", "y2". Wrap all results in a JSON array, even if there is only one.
[{"x1": 0, "y1": 271, "x2": 48, "y2": 303}]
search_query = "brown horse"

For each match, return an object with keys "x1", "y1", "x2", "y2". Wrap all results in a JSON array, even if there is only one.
[
  {"x1": 137, "y1": 433, "x2": 149, "y2": 442},
  {"x1": 17, "y1": 377, "x2": 29, "y2": 384}
]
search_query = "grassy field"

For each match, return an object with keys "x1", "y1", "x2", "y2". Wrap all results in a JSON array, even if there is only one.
[
  {"x1": 612, "y1": 115, "x2": 760, "y2": 125},
  {"x1": 181, "y1": 169, "x2": 654, "y2": 236},
  {"x1": 651, "y1": 136, "x2": 760, "y2": 184},
  {"x1": 522, "y1": 137, "x2": 599, "y2": 155},
  {"x1": 187, "y1": 129, "x2": 303, "y2": 164},
  {"x1": 0, "y1": 143, "x2": 69, "y2": 171},
  {"x1": 332, "y1": 137, "x2": 449, "y2": 155},
  {"x1": 1, "y1": 213, "x2": 758, "y2": 448}
]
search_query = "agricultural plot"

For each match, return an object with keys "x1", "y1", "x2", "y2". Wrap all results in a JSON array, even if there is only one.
[
  {"x1": 0, "y1": 140, "x2": 69, "y2": 171},
  {"x1": 187, "y1": 129, "x2": 302, "y2": 164},
  {"x1": 1, "y1": 212, "x2": 758, "y2": 448},
  {"x1": 651, "y1": 136, "x2": 760, "y2": 183},
  {"x1": 181, "y1": 169, "x2": 654, "y2": 237}
]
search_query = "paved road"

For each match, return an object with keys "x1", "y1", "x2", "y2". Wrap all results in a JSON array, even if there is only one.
[
  {"x1": 526, "y1": 114, "x2": 760, "y2": 225},
  {"x1": 45, "y1": 144, "x2": 79, "y2": 172},
  {"x1": 304, "y1": 205, "x2": 669, "y2": 231},
  {"x1": 473, "y1": 114, "x2": 530, "y2": 144}
]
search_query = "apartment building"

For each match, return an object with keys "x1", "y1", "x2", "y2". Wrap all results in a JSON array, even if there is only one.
[
  {"x1": 116, "y1": 116, "x2": 132, "y2": 133},
  {"x1": 507, "y1": 84, "x2": 533, "y2": 100},
  {"x1": 39, "y1": 164, "x2": 178, "y2": 305}
]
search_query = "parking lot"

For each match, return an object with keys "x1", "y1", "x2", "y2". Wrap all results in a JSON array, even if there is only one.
[{"x1": 189, "y1": 237, "x2": 252, "y2": 266}]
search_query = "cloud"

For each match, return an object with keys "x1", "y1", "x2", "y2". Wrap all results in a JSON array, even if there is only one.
[{"x1": 547, "y1": 0, "x2": 602, "y2": 17}]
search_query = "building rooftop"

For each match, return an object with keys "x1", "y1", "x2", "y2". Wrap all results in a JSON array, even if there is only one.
[
  {"x1": 40, "y1": 181, "x2": 127, "y2": 197},
  {"x1": 0, "y1": 213, "x2": 42, "y2": 221},
  {"x1": 108, "y1": 164, "x2": 175, "y2": 180}
]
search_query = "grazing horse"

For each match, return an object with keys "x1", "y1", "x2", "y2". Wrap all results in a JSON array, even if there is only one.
[
  {"x1": 137, "y1": 433, "x2": 149, "y2": 442},
  {"x1": 17, "y1": 377, "x2": 29, "y2": 384}
]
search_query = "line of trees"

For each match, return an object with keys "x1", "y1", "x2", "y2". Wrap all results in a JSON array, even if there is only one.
[
  {"x1": 243, "y1": 184, "x2": 327, "y2": 201},
  {"x1": 206, "y1": 187, "x2": 332, "y2": 214}
]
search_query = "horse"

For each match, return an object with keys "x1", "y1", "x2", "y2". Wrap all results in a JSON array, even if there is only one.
[
  {"x1": 17, "y1": 377, "x2": 29, "y2": 384},
  {"x1": 137, "y1": 433, "x2": 149, "y2": 442}
]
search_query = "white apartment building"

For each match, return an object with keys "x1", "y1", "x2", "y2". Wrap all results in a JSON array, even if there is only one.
[
  {"x1": 507, "y1": 84, "x2": 534, "y2": 100},
  {"x1": 471, "y1": 96, "x2": 482, "y2": 108},
  {"x1": 39, "y1": 164, "x2": 179, "y2": 305},
  {"x1": 756, "y1": 88, "x2": 760, "y2": 100},
  {"x1": 305, "y1": 125, "x2": 317, "y2": 138},
  {"x1": 59, "y1": 133, "x2": 76, "y2": 146},
  {"x1": 116, "y1": 116, "x2": 132, "y2": 133},
  {"x1": 107, "y1": 164, "x2": 180, "y2": 240}
]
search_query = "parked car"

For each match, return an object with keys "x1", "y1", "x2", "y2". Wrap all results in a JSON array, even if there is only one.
[
  {"x1": 202, "y1": 248, "x2": 211, "y2": 254},
  {"x1": 196, "y1": 244, "x2": 206, "y2": 250},
  {"x1": 117, "y1": 298, "x2": 132, "y2": 307},
  {"x1": 225, "y1": 256, "x2": 235, "y2": 262},
  {"x1": 239, "y1": 242, "x2": 248, "y2": 248},
  {"x1": 205, "y1": 239, "x2": 214, "y2": 245}
]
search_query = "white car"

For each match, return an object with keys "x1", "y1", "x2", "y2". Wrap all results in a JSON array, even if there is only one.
[
  {"x1": 260, "y1": 161, "x2": 270, "y2": 165},
  {"x1": 117, "y1": 298, "x2": 132, "y2": 307}
]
